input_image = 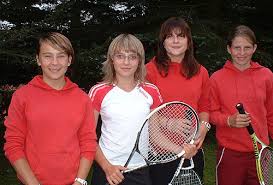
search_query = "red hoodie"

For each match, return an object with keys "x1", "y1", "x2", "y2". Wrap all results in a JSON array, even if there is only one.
[
  {"x1": 146, "y1": 57, "x2": 210, "y2": 114},
  {"x1": 4, "y1": 75, "x2": 97, "y2": 185},
  {"x1": 210, "y1": 60, "x2": 273, "y2": 152}
]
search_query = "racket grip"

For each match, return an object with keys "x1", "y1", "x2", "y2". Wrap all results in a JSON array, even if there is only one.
[
  {"x1": 235, "y1": 103, "x2": 246, "y2": 114},
  {"x1": 235, "y1": 103, "x2": 254, "y2": 134}
]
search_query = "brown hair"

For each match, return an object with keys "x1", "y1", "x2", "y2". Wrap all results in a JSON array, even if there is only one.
[
  {"x1": 36, "y1": 32, "x2": 75, "y2": 63},
  {"x1": 156, "y1": 17, "x2": 199, "y2": 78},
  {"x1": 227, "y1": 25, "x2": 256, "y2": 47}
]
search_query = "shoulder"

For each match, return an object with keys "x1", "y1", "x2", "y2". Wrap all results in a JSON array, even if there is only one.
[
  {"x1": 146, "y1": 57, "x2": 157, "y2": 69},
  {"x1": 141, "y1": 82, "x2": 160, "y2": 91},
  {"x1": 140, "y1": 82, "x2": 162, "y2": 99},
  {"x1": 88, "y1": 82, "x2": 113, "y2": 100}
]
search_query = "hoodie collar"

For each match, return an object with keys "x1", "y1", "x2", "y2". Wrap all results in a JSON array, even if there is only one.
[
  {"x1": 29, "y1": 75, "x2": 78, "y2": 91},
  {"x1": 224, "y1": 60, "x2": 263, "y2": 72}
]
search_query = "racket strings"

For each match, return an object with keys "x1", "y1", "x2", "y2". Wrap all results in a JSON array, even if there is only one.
[
  {"x1": 260, "y1": 148, "x2": 273, "y2": 184},
  {"x1": 171, "y1": 169, "x2": 202, "y2": 185},
  {"x1": 138, "y1": 103, "x2": 198, "y2": 163}
]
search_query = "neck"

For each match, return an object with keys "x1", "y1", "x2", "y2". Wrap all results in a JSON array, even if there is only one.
[
  {"x1": 233, "y1": 63, "x2": 251, "y2": 71},
  {"x1": 115, "y1": 77, "x2": 137, "y2": 92},
  {"x1": 169, "y1": 54, "x2": 184, "y2": 63},
  {"x1": 43, "y1": 77, "x2": 66, "y2": 90}
]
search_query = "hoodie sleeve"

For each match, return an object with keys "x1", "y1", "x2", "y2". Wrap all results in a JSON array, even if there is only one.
[
  {"x1": 145, "y1": 58, "x2": 158, "y2": 84},
  {"x1": 266, "y1": 71, "x2": 273, "y2": 139},
  {"x1": 197, "y1": 66, "x2": 210, "y2": 113},
  {"x1": 77, "y1": 99, "x2": 97, "y2": 161},
  {"x1": 4, "y1": 89, "x2": 27, "y2": 163},
  {"x1": 209, "y1": 76, "x2": 230, "y2": 127}
]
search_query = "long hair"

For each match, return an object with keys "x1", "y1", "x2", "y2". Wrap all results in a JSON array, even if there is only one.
[
  {"x1": 102, "y1": 34, "x2": 146, "y2": 84},
  {"x1": 156, "y1": 17, "x2": 199, "y2": 78}
]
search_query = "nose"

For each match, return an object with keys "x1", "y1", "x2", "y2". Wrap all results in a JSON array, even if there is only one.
[
  {"x1": 173, "y1": 36, "x2": 179, "y2": 43},
  {"x1": 51, "y1": 56, "x2": 59, "y2": 65},
  {"x1": 123, "y1": 57, "x2": 130, "y2": 65},
  {"x1": 239, "y1": 48, "x2": 245, "y2": 55}
]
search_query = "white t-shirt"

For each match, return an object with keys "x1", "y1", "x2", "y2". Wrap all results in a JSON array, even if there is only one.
[{"x1": 89, "y1": 82, "x2": 162, "y2": 168}]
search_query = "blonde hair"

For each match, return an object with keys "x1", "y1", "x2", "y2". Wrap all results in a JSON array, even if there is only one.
[
  {"x1": 103, "y1": 34, "x2": 146, "y2": 84},
  {"x1": 36, "y1": 32, "x2": 74, "y2": 63}
]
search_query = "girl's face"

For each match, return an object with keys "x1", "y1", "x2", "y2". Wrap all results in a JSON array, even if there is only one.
[
  {"x1": 227, "y1": 36, "x2": 257, "y2": 71},
  {"x1": 36, "y1": 42, "x2": 71, "y2": 86},
  {"x1": 112, "y1": 50, "x2": 139, "y2": 80},
  {"x1": 164, "y1": 29, "x2": 188, "y2": 62}
]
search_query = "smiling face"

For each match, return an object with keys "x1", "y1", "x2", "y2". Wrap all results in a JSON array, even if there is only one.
[
  {"x1": 112, "y1": 50, "x2": 139, "y2": 81},
  {"x1": 163, "y1": 29, "x2": 188, "y2": 62},
  {"x1": 227, "y1": 36, "x2": 257, "y2": 71},
  {"x1": 37, "y1": 41, "x2": 72, "y2": 88}
]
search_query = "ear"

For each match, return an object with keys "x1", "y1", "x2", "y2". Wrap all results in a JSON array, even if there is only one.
[
  {"x1": 68, "y1": 56, "x2": 72, "y2": 66},
  {"x1": 253, "y1": 44, "x2": 257, "y2": 53},
  {"x1": 227, "y1": 45, "x2": 231, "y2": 55},
  {"x1": 36, "y1": 55, "x2": 41, "y2": 66}
]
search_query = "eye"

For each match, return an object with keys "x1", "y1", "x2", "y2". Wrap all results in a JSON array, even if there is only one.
[
  {"x1": 128, "y1": 55, "x2": 138, "y2": 60},
  {"x1": 177, "y1": 33, "x2": 185, "y2": 38},
  {"x1": 114, "y1": 54, "x2": 125, "y2": 60},
  {"x1": 44, "y1": 55, "x2": 52, "y2": 59},
  {"x1": 166, "y1": 34, "x2": 173, "y2": 39}
]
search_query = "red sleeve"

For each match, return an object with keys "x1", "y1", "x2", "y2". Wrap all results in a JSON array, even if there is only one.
[
  {"x1": 4, "y1": 89, "x2": 27, "y2": 163},
  {"x1": 265, "y1": 71, "x2": 273, "y2": 139},
  {"x1": 145, "y1": 57, "x2": 158, "y2": 84},
  {"x1": 197, "y1": 66, "x2": 210, "y2": 113},
  {"x1": 88, "y1": 83, "x2": 112, "y2": 112},
  {"x1": 209, "y1": 75, "x2": 229, "y2": 127},
  {"x1": 77, "y1": 99, "x2": 97, "y2": 161},
  {"x1": 142, "y1": 83, "x2": 163, "y2": 109}
]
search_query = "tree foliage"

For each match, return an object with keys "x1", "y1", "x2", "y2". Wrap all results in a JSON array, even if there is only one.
[{"x1": 0, "y1": 0, "x2": 272, "y2": 89}]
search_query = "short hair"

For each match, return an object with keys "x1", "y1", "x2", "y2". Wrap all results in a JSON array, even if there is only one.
[
  {"x1": 36, "y1": 32, "x2": 75, "y2": 63},
  {"x1": 156, "y1": 17, "x2": 199, "y2": 78},
  {"x1": 103, "y1": 34, "x2": 146, "y2": 84},
  {"x1": 227, "y1": 25, "x2": 256, "y2": 47}
]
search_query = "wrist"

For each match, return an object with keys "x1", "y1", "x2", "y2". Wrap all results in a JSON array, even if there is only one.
[
  {"x1": 227, "y1": 116, "x2": 231, "y2": 127},
  {"x1": 75, "y1": 177, "x2": 87, "y2": 185}
]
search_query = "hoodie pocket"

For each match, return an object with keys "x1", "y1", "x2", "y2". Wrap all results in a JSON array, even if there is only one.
[{"x1": 34, "y1": 152, "x2": 77, "y2": 184}]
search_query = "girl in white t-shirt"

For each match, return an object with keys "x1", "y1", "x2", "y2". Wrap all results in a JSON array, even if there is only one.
[{"x1": 89, "y1": 34, "x2": 163, "y2": 185}]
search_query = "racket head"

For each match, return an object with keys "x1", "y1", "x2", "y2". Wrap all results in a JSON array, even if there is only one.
[
  {"x1": 259, "y1": 146, "x2": 273, "y2": 185},
  {"x1": 138, "y1": 101, "x2": 199, "y2": 164},
  {"x1": 169, "y1": 168, "x2": 202, "y2": 185}
]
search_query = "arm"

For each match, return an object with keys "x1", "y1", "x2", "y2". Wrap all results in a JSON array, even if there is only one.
[
  {"x1": 4, "y1": 91, "x2": 40, "y2": 185},
  {"x1": 74, "y1": 100, "x2": 97, "y2": 184},
  {"x1": 72, "y1": 157, "x2": 92, "y2": 185},
  {"x1": 194, "y1": 112, "x2": 209, "y2": 149},
  {"x1": 12, "y1": 159, "x2": 40, "y2": 185},
  {"x1": 265, "y1": 72, "x2": 273, "y2": 139},
  {"x1": 194, "y1": 68, "x2": 210, "y2": 149}
]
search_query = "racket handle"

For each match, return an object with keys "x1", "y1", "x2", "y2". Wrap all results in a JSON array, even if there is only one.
[{"x1": 235, "y1": 103, "x2": 254, "y2": 135}]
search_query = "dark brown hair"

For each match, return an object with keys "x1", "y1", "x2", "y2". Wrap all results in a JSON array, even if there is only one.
[{"x1": 155, "y1": 17, "x2": 200, "y2": 78}]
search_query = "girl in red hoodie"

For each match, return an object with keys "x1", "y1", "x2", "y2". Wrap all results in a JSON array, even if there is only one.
[
  {"x1": 146, "y1": 17, "x2": 210, "y2": 185},
  {"x1": 210, "y1": 25, "x2": 273, "y2": 185},
  {"x1": 4, "y1": 32, "x2": 97, "y2": 185}
]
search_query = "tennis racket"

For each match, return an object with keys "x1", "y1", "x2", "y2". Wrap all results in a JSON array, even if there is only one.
[
  {"x1": 169, "y1": 157, "x2": 202, "y2": 185},
  {"x1": 105, "y1": 101, "x2": 199, "y2": 185},
  {"x1": 236, "y1": 103, "x2": 273, "y2": 185}
]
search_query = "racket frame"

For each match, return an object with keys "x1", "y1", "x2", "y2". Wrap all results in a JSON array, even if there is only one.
[
  {"x1": 236, "y1": 103, "x2": 273, "y2": 185},
  {"x1": 124, "y1": 101, "x2": 199, "y2": 172}
]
